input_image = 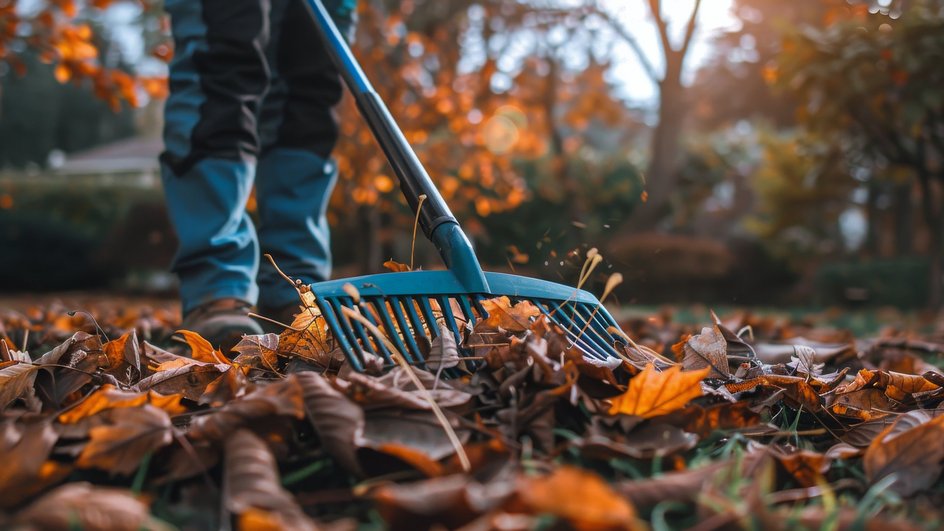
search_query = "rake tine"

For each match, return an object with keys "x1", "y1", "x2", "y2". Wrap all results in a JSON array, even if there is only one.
[
  {"x1": 317, "y1": 299, "x2": 365, "y2": 371},
  {"x1": 369, "y1": 298, "x2": 418, "y2": 365},
  {"x1": 341, "y1": 296, "x2": 377, "y2": 355},
  {"x1": 436, "y1": 296, "x2": 464, "y2": 350},
  {"x1": 328, "y1": 298, "x2": 362, "y2": 351},
  {"x1": 470, "y1": 295, "x2": 488, "y2": 318},
  {"x1": 538, "y1": 301, "x2": 609, "y2": 361},
  {"x1": 417, "y1": 297, "x2": 440, "y2": 339},
  {"x1": 457, "y1": 296, "x2": 476, "y2": 326},
  {"x1": 574, "y1": 304, "x2": 621, "y2": 358},
  {"x1": 391, "y1": 297, "x2": 427, "y2": 368},
  {"x1": 360, "y1": 304, "x2": 394, "y2": 363},
  {"x1": 403, "y1": 298, "x2": 429, "y2": 344}
]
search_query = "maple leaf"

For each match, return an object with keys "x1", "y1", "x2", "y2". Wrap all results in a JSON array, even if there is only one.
[
  {"x1": 608, "y1": 364, "x2": 709, "y2": 418},
  {"x1": 478, "y1": 296, "x2": 541, "y2": 332}
]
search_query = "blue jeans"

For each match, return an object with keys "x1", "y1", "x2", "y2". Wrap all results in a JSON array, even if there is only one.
[{"x1": 161, "y1": 0, "x2": 355, "y2": 313}]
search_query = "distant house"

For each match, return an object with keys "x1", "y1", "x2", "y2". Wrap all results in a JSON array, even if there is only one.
[{"x1": 55, "y1": 135, "x2": 162, "y2": 188}]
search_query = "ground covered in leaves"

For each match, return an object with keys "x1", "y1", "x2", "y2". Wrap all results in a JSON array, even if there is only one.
[{"x1": 1, "y1": 295, "x2": 944, "y2": 530}]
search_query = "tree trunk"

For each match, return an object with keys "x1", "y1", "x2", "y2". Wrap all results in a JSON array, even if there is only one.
[
  {"x1": 917, "y1": 171, "x2": 942, "y2": 309},
  {"x1": 628, "y1": 56, "x2": 685, "y2": 231},
  {"x1": 865, "y1": 181, "x2": 880, "y2": 255},
  {"x1": 892, "y1": 182, "x2": 914, "y2": 256}
]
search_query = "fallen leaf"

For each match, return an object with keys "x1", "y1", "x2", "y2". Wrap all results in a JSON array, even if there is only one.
[
  {"x1": 680, "y1": 325, "x2": 730, "y2": 378},
  {"x1": 176, "y1": 330, "x2": 230, "y2": 364},
  {"x1": 188, "y1": 376, "x2": 305, "y2": 441},
  {"x1": 0, "y1": 419, "x2": 64, "y2": 509},
  {"x1": 12, "y1": 482, "x2": 173, "y2": 531},
  {"x1": 609, "y1": 364, "x2": 709, "y2": 419},
  {"x1": 864, "y1": 413, "x2": 944, "y2": 496},
  {"x1": 296, "y1": 371, "x2": 365, "y2": 476},
  {"x1": 0, "y1": 362, "x2": 40, "y2": 410},
  {"x1": 224, "y1": 429, "x2": 317, "y2": 531},
  {"x1": 77, "y1": 404, "x2": 174, "y2": 475},
  {"x1": 479, "y1": 296, "x2": 541, "y2": 333},
  {"x1": 232, "y1": 333, "x2": 280, "y2": 370},
  {"x1": 836, "y1": 369, "x2": 940, "y2": 402},
  {"x1": 514, "y1": 466, "x2": 638, "y2": 529},
  {"x1": 135, "y1": 363, "x2": 231, "y2": 401},
  {"x1": 374, "y1": 474, "x2": 514, "y2": 531},
  {"x1": 58, "y1": 384, "x2": 185, "y2": 424},
  {"x1": 725, "y1": 374, "x2": 822, "y2": 412}
]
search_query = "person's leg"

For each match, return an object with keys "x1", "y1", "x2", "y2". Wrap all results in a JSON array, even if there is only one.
[
  {"x1": 161, "y1": 0, "x2": 273, "y2": 344},
  {"x1": 254, "y1": 0, "x2": 356, "y2": 312}
]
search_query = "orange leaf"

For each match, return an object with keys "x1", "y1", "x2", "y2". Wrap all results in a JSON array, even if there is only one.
[
  {"x1": 176, "y1": 330, "x2": 230, "y2": 364},
  {"x1": 479, "y1": 296, "x2": 541, "y2": 333},
  {"x1": 517, "y1": 466, "x2": 638, "y2": 529},
  {"x1": 609, "y1": 364, "x2": 709, "y2": 419},
  {"x1": 383, "y1": 259, "x2": 412, "y2": 272},
  {"x1": 58, "y1": 384, "x2": 184, "y2": 424},
  {"x1": 864, "y1": 414, "x2": 944, "y2": 496}
]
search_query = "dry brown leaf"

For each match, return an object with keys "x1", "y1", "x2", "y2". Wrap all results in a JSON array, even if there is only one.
[
  {"x1": 188, "y1": 376, "x2": 305, "y2": 441},
  {"x1": 836, "y1": 368, "x2": 941, "y2": 402},
  {"x1": 616, "y1": 460, "x2": 732, "y2": 508},
  {"x1": 296, "y1": 371, "x2": 365, "y2": 476},
  {"x1": 101, "y1": 330, "x2": 140, "y2": 383},
  {"x1": 77, "y1": 404, "x2": 174, "y2": 476},
  {"x1": 231, "y1": 333, "x2": 280, "y2": 370},
  {"x1": 769, "y1": 447, "x2": 828, "y2": 488},
  {"x1": 840, "y1": 410, "x2": 939, "y2": 448},
  {"x1": 374, "y1": 474, "x2": 514, "y2": 531},
  {"x1": 479, "y1": 296, "x2": 541, "y2": 333},
  {"x1": 224, "y1": 429, "x2": 317, "y2": 531},
  {"x1": 0, "y1": 362, "x2": 40, "y2": 410},
  {"x1": 680, "y1": 325, "x2": 730, "y2": 378},
  {"x1": 135, "y1": 363, "x2": 231, "y2": 401},
  {"x1": 279, "y1": 308, "x2": 343, "y2": 367},
  {"x1": 829, "y1": 388, "x2": 897, "y2": 421},
  {"x1": 608, "y1": 364, "x2": 709, "y2": 419},
  {"x1": 12, "y1": 482, "x2": 173, "y2": 531},
  {"x1": 725, "y1": 374, "x2": 822, "y2": 412},
  {"x1": 674, "y1": 402, "x2": 763, "y2": 438},
  {"x1": 0, "y1": 420, "x2": 65, "y2": 509},
  {"x1": 864, "y1": 413, "x2": 944, "y2": 496},
  {"x1": 514, "y1": 466, "x2": 638, "y2": 530}
]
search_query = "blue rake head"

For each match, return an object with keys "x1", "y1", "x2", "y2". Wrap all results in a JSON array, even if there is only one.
[
  {"x1": 309, "y1": 267, "x2": 628, "y2": 373},
  {"x1": 302, "y1": 0, "x2": 630, "y2": 373}
]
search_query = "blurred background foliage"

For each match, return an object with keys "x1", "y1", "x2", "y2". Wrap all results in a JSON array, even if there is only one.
[{"x1": 0, "y1": 0, "x2": 942, "y2": 311}]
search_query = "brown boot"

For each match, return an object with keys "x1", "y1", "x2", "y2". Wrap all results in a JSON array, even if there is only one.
[{"x1": 180, "y1": 298, "x2": 264, "y2": 354}]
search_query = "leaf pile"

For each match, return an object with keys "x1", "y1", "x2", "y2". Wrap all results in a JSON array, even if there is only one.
[{"x1": 1, "y1": 300, "x2": 943, "y2": 529}]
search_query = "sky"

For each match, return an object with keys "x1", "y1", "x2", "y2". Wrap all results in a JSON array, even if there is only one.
[
  {"x1": 98, "y1": 0, "x2": 739, "y2": 109},
  {"x1": 603, "y1": 0, "x2": 739, "y2": 106}
]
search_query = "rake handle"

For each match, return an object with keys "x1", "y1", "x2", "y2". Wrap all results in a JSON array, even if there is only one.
[{"x1": 303, "y1": 0, "x2": 487, "y2": 292}]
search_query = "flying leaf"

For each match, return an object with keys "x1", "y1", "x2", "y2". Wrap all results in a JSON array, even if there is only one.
[
  {"x1": 864, "y1": 413, "x2": 944, "y2": 496},
  {"x1": 77, "y1": 404, "x2": 174, "y2": 476},
  {"x1": 224, "y1": 429, "x2": 318, "y2": 531},
  {"x1": 608, "y1": 364, "x2": 709, "y2": 418}
]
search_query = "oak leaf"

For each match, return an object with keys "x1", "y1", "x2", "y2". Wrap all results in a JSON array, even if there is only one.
[{"x1": 608, "y1": 364, "x2": 709, "y2": 418}]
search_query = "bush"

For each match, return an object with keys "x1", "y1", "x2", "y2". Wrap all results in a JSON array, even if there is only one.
[{"x1": 814, "y1": 258, "x2": 931, "y2": 308}]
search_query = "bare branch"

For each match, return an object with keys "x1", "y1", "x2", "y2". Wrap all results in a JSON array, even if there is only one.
[
  {"x1": 592, "y1": 3, "x2": 660, "y2": 83},
  {"x1": 647, "y1": 0, "x2": 673, "y2": 55},
  {"x1": 680, "y1": 0, "x2": 704, "y2": 56}
]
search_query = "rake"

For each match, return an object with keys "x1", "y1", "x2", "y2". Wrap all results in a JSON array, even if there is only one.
[{"x1": 302, "y1": 0, "x2": 628, "y2": 372}]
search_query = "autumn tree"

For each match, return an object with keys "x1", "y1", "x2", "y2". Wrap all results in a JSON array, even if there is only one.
[
  {"x1": 592, "y1": 0, "x2": 704, "y2": 229},
  {"x1": 776, "y1": 0, "x2": 944, "y2": 308}
]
